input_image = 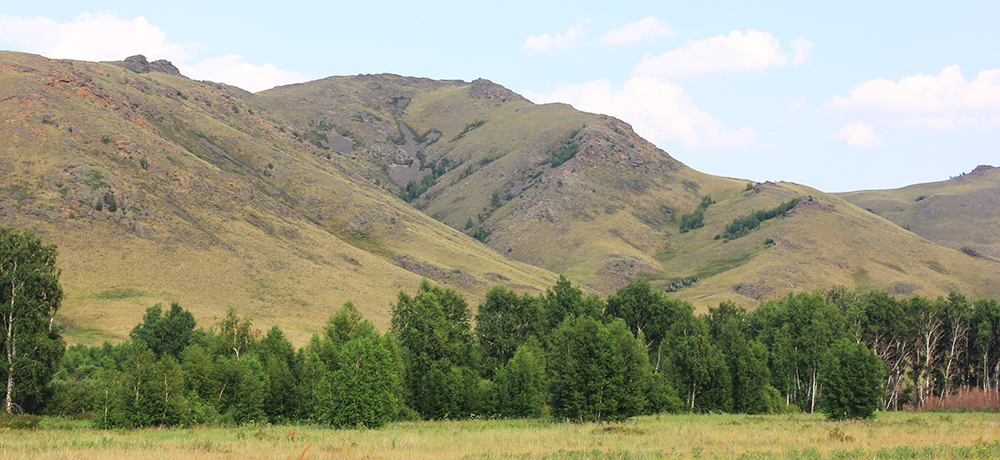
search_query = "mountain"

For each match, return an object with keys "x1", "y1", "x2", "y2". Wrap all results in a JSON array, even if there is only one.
[
  {"x1": 0, "y1": 52, "x2": 554, "y2": 344},
  {"x1": 1, "y1": 51, "x2": 998, "y2": 344},
  {"x1": 255, "y1": 72, "x2": 1000, "y2": 308}
]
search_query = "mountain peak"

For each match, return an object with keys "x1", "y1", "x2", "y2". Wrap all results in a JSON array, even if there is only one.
[{"x1": 106, "y1": 54, "x2": 183, "y2": 77}]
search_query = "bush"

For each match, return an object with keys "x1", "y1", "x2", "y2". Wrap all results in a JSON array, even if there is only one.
[
  {"x1": 0, "y1": 413, "x2": 42, "y2": 429},
  {"x1": 819, "y1": 339, "x2": 885, "y2": 420}
]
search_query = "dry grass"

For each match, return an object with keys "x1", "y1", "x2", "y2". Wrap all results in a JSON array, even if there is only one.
[
  {"x1": 2, "y1": 412, "x2": 1000, "y2": 459},
  {"x1": 911, "y1": 388, "x2": 1000, "y2": 412}
]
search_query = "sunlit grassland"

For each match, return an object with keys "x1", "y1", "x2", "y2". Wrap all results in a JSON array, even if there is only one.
[{"x1": 3, "y1": 412, "x2": 1000, "y2": 460}]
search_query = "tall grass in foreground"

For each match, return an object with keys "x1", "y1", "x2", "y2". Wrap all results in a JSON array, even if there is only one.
[{"x1": 2, "y1": 412, "x2": 1000, "y2": 460}]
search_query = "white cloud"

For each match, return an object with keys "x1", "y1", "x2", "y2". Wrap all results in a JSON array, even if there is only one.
[
  {"x1": 0, "y1": 13, "x2": 199, "y2": 62},
  {"x1": 178, "y1": 55, "x2": 310, "y2": 93},
  {"x1": 633, "y1": 29, "x2": 812, "y2": 78},
  {"x1": 0, "y1": 13, "x2": 309, "y2": 93},
  {"x1": 599, "y1": 17, "x2": 675, "y2": 47},
  {"x1": 522, "y1": 21, "x2": 589, "y2": 55},
  {"x1": 825, "y1": 65, "x2": 1000, "y2": 130},
  {"x1": 831, "y1": 121, "x2": 884, "y2": 148},
  {"x1": 526, "y1": 77, "x2": 764, "y2": 150}
]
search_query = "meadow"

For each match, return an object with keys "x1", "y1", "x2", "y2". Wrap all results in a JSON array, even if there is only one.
[{"x1": 4, "y1": 412, "x2": 1000, "y2": 460}]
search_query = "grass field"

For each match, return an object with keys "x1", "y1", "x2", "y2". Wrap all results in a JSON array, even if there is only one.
[{"x1": 3, "y1": 412, "x2": 1000, "y2": 459}]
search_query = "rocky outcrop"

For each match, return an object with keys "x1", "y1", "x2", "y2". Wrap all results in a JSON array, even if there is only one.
[
  {"x1": 106, "y1": 55, "x2": 183, "y2": 77},
  {"x1": 469, "y1": 78, "x2": 530, "y2": 103}
]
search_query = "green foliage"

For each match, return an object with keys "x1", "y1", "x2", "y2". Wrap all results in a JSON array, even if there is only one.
[
  {"x1": 545, "y1": 129, "x2": 582, "y2": 167},
  {"x1": 400, "y1": 158, "x2": 462, "y2": 202},
  {"x1": 820, "y1": 338, "x2": 885, "y2": 420},
  {"x1": 722, "y1": 197, "x2": 800, "y2": 240},
  {"x1": 215, "y1": 308, "x2": 260, "y2": 360},
  {"x1": 548, "y1": 316, "x2": 651, "y2": 422},
  {"x1": 678, "y1": 209, "x2": 704, "y2": 233},
  {"x1": 84, "y1": 169, "x2": 107, "y2": 189},
  {"x1": 492, "y1": 343, "x2": 547, "y2": 418},
  {"x1": 0, "y1": 412, "x2": 41, "y2": 429},
  {"x1": 543, "y1": 275, "x2": 604, "y2": 334},
  {"x1": 0, "y1": 226, "x2": 65, "y2": 413},
  {"x1": 645, "y1": 372, "x2": 683, "y2": 414},
  {"x1": 475, "y1": 286, "x2": 545, "y2": 374},
  {"x1": 750, "y1": 292, "x2": 847, "y2": 413},
  {"x1": 315, "y1": 334, "x2": 401, "y2": 427},
  {"x1": 664, "y1": 275, "x2": 700, "y2": 293},
  {"x1": 452, "y1": 119, "x2": 486, "y2": 142},
  {"x1": 606, "y1": 279, "x2": 693, "y2": 367},
  {"x1": 392, "y1": 280, "x2": 477, "y2": 419},
  {"x1": 102, "y1": 192, "x2": 117, "y2": 212},
  {"x1": 129, "y1": 302, "x2": 196, "y2": 359},
  {"x1": 666, "y1": 315, "x2": 733, "y2": 412},
  {"x1": 471, "y1": 226, "x2": 492, "y2": 243}
]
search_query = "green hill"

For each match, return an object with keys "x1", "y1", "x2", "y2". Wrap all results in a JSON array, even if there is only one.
[{"x1": 837, "y1": 165, "x2": 1000, "y2": 260}]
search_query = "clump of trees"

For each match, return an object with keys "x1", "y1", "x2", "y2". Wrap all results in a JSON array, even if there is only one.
[
  {"x1": 722, "y1": 197, "x2": 800, "y2": 240},
  {"x1": 678, "y1": 195, "x2": 715, "y2": 233},
  {"x1": 40, "y1": 278, "x2": 1000, "y2": 426}
]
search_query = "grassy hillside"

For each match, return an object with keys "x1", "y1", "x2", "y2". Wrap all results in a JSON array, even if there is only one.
[
  {"x1": 837, "y1": 165, "x2": 1000, "y2": 260},
  {"x1": 0, "y1": 52, "x2": 555, "y2": 345},
  {"x1": 262, "y1": 74, "x2": 1000, "y2": 309},
  {"x1": 658, "y1": 181, "x2": 1000, "y2": 309}
]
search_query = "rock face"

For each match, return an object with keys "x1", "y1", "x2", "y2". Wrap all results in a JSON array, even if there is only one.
[{"x1": 108, "y1": 55, "x2": 183, "y2": 77}]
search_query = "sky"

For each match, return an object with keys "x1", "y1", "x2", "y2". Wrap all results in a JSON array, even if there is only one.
[{"x1": 2, "y1": 0, "x2": 999, "y2": 192}]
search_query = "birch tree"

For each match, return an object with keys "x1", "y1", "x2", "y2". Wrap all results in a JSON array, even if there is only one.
[{"x1": 0, "y1": 227, "x2": 64, "y2": 413}]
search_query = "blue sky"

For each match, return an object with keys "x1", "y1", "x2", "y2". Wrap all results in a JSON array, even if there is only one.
[{"x1": 2, "y1": 0, "x2": 998, "y2": 192}]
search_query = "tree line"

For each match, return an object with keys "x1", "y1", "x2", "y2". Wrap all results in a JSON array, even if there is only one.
[{"x1": 3, "y1": 227, "x2": 1000, "y2": 427}]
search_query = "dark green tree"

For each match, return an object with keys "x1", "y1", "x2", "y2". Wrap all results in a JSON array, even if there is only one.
[
  {"x1": 709, "y1": 302, "x2": 781, "y2": 414},
  {"x1": 493, "y1": 342, "x2": 547, "y2": 418},
  {"x1": 392, "y1": 280, "x2": 480, "y2": 418},
  {"x1": 548, "y1": 316, "x2": 650, "y2": 422},
  {"x1": 314, "y1": 334, "x2": 401, "y2": 428},
  {"x1": 129, "y1": 302, "x2": 196, "y2": 359},
  {"x1": 819, "y1": 338, "x2": 885, "y2": 420},
  {"x1": 667, "y1": 315, "x2": 732, "y2": 413},
  {"x1": 543, "y1": 275, "x2": 603, "y2": 333},
  {"x1": 476, "y1": 286, "x2": 545, "y2": 375},
  {"x1": 0, "y1": 227, "x2": 65, "y2": 413},
  {"x1": 605, "y1": 279, "x2": 693, "y2": 372},
  {"x1": 258, "y1": 326, "x2": 297, "y2": 422}
]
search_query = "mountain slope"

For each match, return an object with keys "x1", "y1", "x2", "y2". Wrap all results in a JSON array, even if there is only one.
[
  {"x1": 0, "y1": 52, "x2": 555, "y2": 344},
  {"x1": 837, "y1": 165, "x2": 1000, "y2": 260}
]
